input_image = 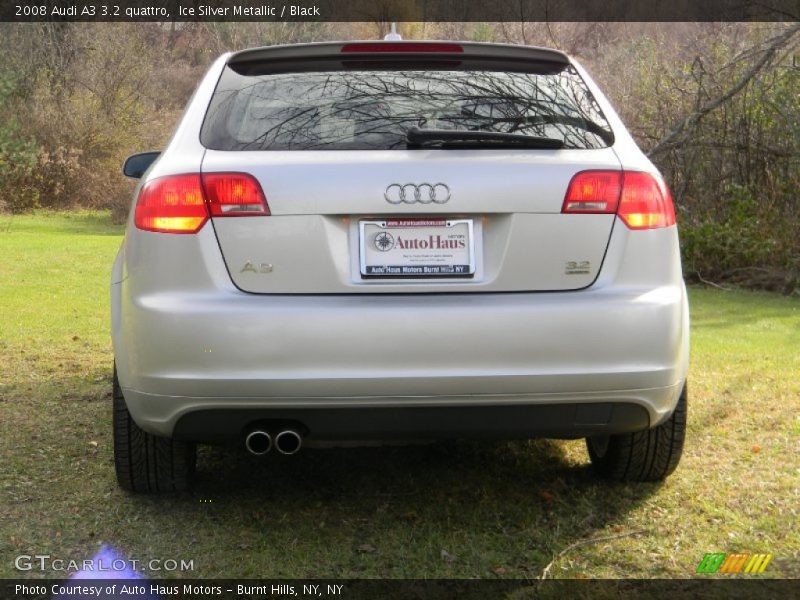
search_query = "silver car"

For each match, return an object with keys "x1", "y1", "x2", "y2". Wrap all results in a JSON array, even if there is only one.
[{"x1": 112, "y1": 41, "x2": 688, "y2": 492}]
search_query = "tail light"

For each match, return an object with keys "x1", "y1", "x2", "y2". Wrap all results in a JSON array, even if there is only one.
[
  {"x1": 134, "y1": 173, "x2": 269, "y2": 234},
  {"x1": 134, "y1": 174, "x2": 207, "y2": 234},
  {"x1": 202, "y1": 173, "x2": 269, "y2": 216},
  {"x1": 562, "y1": 170, "x2": 676, "y2": 230},
  {"x1": 617, "y1": 172, "x2": 676, "y2": 229},
  {"x1": 562, "y1": 171, "x2": 622, "y2": 214}
]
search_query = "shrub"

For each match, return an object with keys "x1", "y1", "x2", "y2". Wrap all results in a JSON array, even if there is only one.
[{"x1": 0, "y1": 72, "x2": 40, "y2": 212}]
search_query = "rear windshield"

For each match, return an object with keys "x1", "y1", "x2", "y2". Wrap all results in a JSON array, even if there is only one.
[{"x1": 200, "y1": 65, "x2": 613, "y2": 151}]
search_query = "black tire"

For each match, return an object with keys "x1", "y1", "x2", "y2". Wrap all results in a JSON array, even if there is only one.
[
  {"x1": 586, "y1": 384, "x2": 687, "y2": 482},
  {"x1": 113, "y1": 366, "x2": 196, "y2": 492}
]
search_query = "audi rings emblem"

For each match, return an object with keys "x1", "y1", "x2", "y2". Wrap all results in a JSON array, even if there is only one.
[{"x1": 384, "y1": 183, "x2": 451, "y2": 205}]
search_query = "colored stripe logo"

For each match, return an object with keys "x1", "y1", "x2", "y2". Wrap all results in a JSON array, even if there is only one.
[{"x1": 696, "y1": 553, "x2": 772, "y2": 574}]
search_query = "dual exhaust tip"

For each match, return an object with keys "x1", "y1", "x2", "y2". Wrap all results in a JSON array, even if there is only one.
[{"x1": 245, "y1": 429, "x2": 302, "y2": 456}]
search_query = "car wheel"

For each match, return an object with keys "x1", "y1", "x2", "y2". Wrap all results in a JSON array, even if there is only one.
[
  {"x1": 113, "y1": 366, "x2": 196, "y2": 492},
  {"x1": 586, "y1": 384, "x2": 687, "y2": 482}
]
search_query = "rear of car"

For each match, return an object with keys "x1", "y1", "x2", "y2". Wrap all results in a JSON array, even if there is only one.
[{"x1": 111, "y1": 41, "x2": 688, "y2": 492}]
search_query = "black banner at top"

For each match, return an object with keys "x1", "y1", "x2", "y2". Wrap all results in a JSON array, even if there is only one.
[{"x1": 2, "y1": 0, "x2": 799, "y2": 22}]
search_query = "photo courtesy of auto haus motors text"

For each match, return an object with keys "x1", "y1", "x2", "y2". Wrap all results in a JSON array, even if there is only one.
[{"x1": 15, "y1": 583, "x2": 345, "y2": 598}]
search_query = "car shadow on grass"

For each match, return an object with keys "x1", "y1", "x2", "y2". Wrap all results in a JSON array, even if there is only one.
[
  {"x1": 127, "y1": 440, "x2": 662, "y2": 577},
  {"x1": 5, "y1": 369, "x2": 662, "y2": 578}
]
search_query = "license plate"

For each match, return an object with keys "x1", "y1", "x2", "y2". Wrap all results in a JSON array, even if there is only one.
[{"x1": 359, "y1": 218, "x2": 475, "y2": 278}]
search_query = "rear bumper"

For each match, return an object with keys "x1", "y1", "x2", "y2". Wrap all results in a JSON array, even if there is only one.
[
  {"x1": 171, "y1": 400, "x2": 656, "y2": 443},
  {"x1": 141, "y1": 385, "x2": 678, "y2": 443},
  {"x1": 113, "y1": 287, "x2": 689, "y2": 440}
]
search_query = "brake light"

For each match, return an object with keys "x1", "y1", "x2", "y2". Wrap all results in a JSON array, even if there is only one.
[
  {"x1": 134, "y1": 173, "x2": 269, "y2": 234},
  {"x1": 341, "y1": 42, "x2": 463, "y2": 53},
  {"x1": 134, "y1": 174, "x2": 208, "y2": 234},
  {"x1": 202, "y1": 172, "x2": 269, "y2": 216},
  {"x1": 617, "y1": 172, "x2": 676, "y2": 229},
  {"x1": 562, "y1": 170, "x2": 676, "y2": 230}
]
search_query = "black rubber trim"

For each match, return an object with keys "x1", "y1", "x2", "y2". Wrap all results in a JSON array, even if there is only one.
[{"x1": 172, "y1": 402, "x2": 651, "y2": 444}]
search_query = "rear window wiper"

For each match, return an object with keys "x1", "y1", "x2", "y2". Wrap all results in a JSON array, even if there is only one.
[
  {"x1": 406, "y1": 127, "x2": 565, "y2": 149},
  {"x1": 512, "y1": 115, "x2": 615, "y2": 146}
]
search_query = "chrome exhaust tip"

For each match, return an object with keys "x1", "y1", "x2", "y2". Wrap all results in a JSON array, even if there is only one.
[
  {"x1": 274, "y1": 430, "x2": 302, "y2": 455},
  {"x1": 244, "y1": 430, "x2": 272, "y2": 456}
]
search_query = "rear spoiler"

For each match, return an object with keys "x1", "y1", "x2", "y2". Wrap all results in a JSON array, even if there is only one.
[{"x1": 227, "y1": 41, "x2": 571, "y2": 75}]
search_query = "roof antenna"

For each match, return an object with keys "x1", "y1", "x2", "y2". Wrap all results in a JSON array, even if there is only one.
[{"x1": 384, "y1": 22, "x2": 402, "y2": 41}]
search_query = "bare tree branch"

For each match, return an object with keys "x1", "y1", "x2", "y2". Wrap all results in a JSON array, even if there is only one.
[
  {"x1": 538, "y1": 530, "x2": 647, "y2": 580},
  {"x1": 647, "y1": 23, "x2": 800, "y2": 157},
  {"x1": 695, "y1": 271, "x2": 733, "y2": 291}
]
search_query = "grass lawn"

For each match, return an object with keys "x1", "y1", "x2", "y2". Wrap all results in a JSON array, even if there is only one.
[{"x1": 1, "y1": 211, "x2": 798, "y2": 580}]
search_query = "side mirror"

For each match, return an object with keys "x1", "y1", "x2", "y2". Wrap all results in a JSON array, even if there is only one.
[{"x1": 123, "y1": 152, "x2": 161, "y2": 179}]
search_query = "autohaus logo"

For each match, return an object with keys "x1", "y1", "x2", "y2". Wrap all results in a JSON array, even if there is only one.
[
  {"x1": 374, "y1": 232, "x2": 395, "y2": 251},
  {"x1": 374, "y1": 232, "x2": 467, "y2": 252},
  {"x1": 396, "y1": 235, "x2": 466, "y2": 250}
]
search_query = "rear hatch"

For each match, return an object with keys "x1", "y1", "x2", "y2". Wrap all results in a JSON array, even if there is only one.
[{"x1": 200, "y1": 42, "x2": 620, "y2": 294}]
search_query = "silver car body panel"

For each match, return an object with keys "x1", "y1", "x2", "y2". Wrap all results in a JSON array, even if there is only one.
[
  {"x1": 111, "y1": 44, "x2": 689, "y2": 440},
  {"x1": 204, "y1": 149, "x2": 620, "y2": 293}
]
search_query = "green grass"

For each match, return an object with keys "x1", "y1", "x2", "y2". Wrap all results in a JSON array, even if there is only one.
[{"x1": 1, "y1": 212, "x2": 798, "y2": 580}]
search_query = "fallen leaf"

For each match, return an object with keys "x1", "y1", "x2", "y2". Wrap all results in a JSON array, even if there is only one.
[
  {"x1": 539, "y1": 490, "x2": 554, "y2": 503},
  {"x1": 751, "y1": 445, "x2": 761, "y2": 453},
  {"x1": 492, "y1": 566, "x2": 507, "y2": 575},
  {"x1": 72, "y1": 336, "x2": 79, "y2": 341},
  {"x1": 88, "y1": 441, "x2": 98, "y2": 448},
  {"x1": 358, "y1": 544, "x2": 375, "y2": 553}
]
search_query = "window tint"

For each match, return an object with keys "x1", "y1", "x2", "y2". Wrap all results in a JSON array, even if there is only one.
[{"x1": 201, "y1": 66, "x2": 613, "y2": 151}]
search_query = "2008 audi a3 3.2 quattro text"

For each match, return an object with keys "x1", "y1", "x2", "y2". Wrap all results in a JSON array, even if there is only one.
[{"x1": 112, "y1": 40, "x2": 688, "y2": 492}]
